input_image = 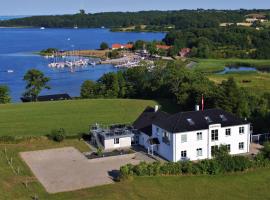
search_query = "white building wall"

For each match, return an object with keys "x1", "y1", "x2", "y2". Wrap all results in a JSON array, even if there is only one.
[
  {"x1": 152, "y1": 124, "x2": 174, "y2": 161},
  {"x1": 139, "y1": 132, "x2": 150, "y2": 149},
  {"x1": 173, "y1": 123, "x2": 250, "y2": 161},
  {"x1": 104, "y1": 137, "x2": 132, "y2": 150},
  {"x1": 174, "y1": 129, "x2": 209, "y2": 162}
]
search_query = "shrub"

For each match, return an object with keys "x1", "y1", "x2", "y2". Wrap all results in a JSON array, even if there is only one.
[
  {"x1": 97, "y1": 147, "x2": 103, "y2": 157},
  {"x1": 180, "y1": 161, "x2": 193, "y2": 174},
  {"x1": 49, "y1": 128, "x2": 66, "y2": 142}
]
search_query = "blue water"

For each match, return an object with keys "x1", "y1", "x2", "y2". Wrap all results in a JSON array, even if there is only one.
[
  {"x1": 0, "y1": 16, "x2": 29, "y2": 21},
  {"x1": 218, "y1": 66, "x2": 258, "y2": 74},
  {"x1": 0, "y1": 28, "x2": 165, "y2": 102}
]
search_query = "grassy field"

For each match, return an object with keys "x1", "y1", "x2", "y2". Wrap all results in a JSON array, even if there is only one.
[
  {"x1": 208, "y1": 72, "x2": 270, "y2": 94},
  {"x1": 193, "y1": 58, "x2": 270, "y2": 73},
  {"x1": 1, "y1": 138, "x2": 270, "y2": 200},
  {"x1": 0, "y1": 99, "x2": 156, "y2": 137}
]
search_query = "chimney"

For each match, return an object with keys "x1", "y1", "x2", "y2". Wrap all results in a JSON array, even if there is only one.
[
  {"x1": 154, "y1": 105, "x2": 159, "y2": 112},
  {"x1": 195, "y1": 105, "x2": 200, "y2": 111}
]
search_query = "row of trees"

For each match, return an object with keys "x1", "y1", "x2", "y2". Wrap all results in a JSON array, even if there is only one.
[
  {"x1": 164, "y1": 26, "x2": 270, "y2": 59},
  {"x1": 0, "y1": 9, "x2": 256, "y2": 29},
  {"x1": 80, "y1": 62, "x2": 270, "y2": 132}
]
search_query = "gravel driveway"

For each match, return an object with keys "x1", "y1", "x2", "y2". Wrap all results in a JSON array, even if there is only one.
[{"x1": 20, "y1": 147, "x2": 141, "y2": 193}]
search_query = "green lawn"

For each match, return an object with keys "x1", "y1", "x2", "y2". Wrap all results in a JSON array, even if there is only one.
[
  {"x1": 0, "y1": 99, "x2": 156, "y2": 137},
  {"x1": 193, "y1": 58, "x2": 270, "y2": 73},
  {"x1": 208, "y1": 72, "x2": 270, "y2": 94},
  {"x1": 1, "y1": 138, "x2": 270, "y2": 200}
]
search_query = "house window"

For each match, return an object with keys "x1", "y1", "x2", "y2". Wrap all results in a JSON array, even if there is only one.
[
  {"x1": 197, "y1": 132, "x2": 202, "y2": 140},
  {"x1": 211, "y1": 145, "x2": 218, "y2": 156},
  {"x1": 239, "y1": 142, "x2": 244, "y2": 150},
  {"x1": 211, "y1": 129, "x2": 219, "y2": 141},
  {"x1": 114, "y1": 138, "x2": 119, "y2": 144},
  {"x1": 162, "y1": 131, "x2": 170, "y2": 145},
  {"x1": 181, "y1": 134, "x2": 187, "y2": 143},
  {"x1": 239, "y1": 127, "x2": 245, "y2": 134},
  {"x1": 181, "y1": 150, "x2": 187, "y2": 159},
  {"x1": 225, "y1": 128, "x2": 231, "y2": 136},
  {"x1": 156, "y1": 127, "x2": 159, "y2": 136},
  {"x1": 226, "y1": 144, "x2": 231, "y2": 152},
  {"x1": 196, "y1": 148, "x2": 203, "y2": 157}
]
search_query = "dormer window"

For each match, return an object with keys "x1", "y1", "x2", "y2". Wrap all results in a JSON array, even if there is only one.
[
  {"x1": 187, "y1": 118, "x2": 195, "y2": 125},
  {"x1": 205, "y1": 116, "x2": 212, "y2": 123},
  {"x1": 220, "y1": 114, "x2": 227, "y2": 121}
]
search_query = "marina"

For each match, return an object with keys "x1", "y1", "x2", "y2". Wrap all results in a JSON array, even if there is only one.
[{"x1": 0, "y1": 28, "x2": 165, "y2": 102}]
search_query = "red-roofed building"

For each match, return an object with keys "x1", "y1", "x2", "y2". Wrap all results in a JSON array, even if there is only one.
[
  {"x1": 179, "y1": 48, "x2": 191, "y2": 58},
  {"x1": 156, "y1": 44, "x2": 171, "y2": 50},
  {"x1": 112, "y1": 43, "x2": 133, "y2": 50}
]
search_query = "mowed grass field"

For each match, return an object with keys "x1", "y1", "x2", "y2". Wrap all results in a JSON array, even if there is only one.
[
  {"x1": 0, "y1": 99, "x2": 156, "y2": 137},
  {"x1": 208, "y1": 72, "x2": 270, "y2": 94},
  {"x1": 1, "y1": 138, "x2": 270, "y2": 200}
]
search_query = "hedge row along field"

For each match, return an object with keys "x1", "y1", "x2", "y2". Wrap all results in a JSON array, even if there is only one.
[{"x1": 120, "y1": 145, "x2": 270, "y2": 180}]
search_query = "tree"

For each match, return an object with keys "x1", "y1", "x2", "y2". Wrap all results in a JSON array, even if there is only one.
[
  {"x1": 81, "y1": 80, "x2": 97, "y2": 98},
  {"x1": 23, "y1": 69, "x2": 50, "y2": 101},
  {"x1": 0, "y1": 85, "x2": 11, "y2": 104},
  {"x1": 100, "y1": 42, "x2": 109, "y2": 50}
]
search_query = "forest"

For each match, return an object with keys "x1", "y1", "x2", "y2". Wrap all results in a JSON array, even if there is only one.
[
  {"x1": 163, "y1": 27, "x2": 270, "y2": 59},
  {"x1": 80, "y1": 62, "x2": 270, "y2": 133},
  {"x1": 0, "y1": 9, "x2": 268, "y2": 29}
]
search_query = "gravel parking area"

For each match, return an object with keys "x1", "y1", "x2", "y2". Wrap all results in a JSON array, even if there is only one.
[{"x1": 20, "y1": 147, "x2": 141, "y2": 193}]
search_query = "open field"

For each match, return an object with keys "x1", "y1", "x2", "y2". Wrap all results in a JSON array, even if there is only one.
[
  {"x1": 208, "y1": 72, "x2": 270, "y2": 94},
  {"x1": 1, "y1": 138, "x2": 270, "y2": 200},
  {"x1": 0, "y1": 99, "x2": 156, "y2": 137},
  {"x1": 193, "y1": 59, "x2": 270, "y2": 73}
]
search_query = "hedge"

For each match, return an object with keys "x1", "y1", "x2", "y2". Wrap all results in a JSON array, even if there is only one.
[{"x1": 120, "y1": 150, "x2": 270, "y2": 180}]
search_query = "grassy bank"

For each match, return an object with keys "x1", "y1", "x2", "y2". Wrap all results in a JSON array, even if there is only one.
[
  {"x1": 0, "y1": 99, "x2": 156, "y2": 137},
  {"x1": 193, "y1": 59, "x2": 270, "y2": 73},
  {"x1": 208, "y1": 72, "x2": 270, "y2": 94},
  {"x1": 1, "y1": 138, "x2": 270, "y2": 200}
]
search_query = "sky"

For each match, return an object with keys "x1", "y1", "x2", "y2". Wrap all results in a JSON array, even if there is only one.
[{"x1": 0, "y1": 0, "x2": 270, "y2": 15}]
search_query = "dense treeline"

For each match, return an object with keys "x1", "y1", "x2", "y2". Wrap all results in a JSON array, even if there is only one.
[
  {"x1": 164, "y1": 27, "x2": 270, "y2": 59},
  {"x1": 0, "y1": 9, "x2": 268, "y2": 29},
  {"x1": 80, "y1": 62, "x2": 270, "y2": 133}
]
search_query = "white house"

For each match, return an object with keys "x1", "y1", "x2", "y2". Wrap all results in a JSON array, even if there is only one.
[
  {"x1": 90, "y1": 124, "x2": 134, "y2": 150},
  {"x1": 133, "y1": 106, "x2": 251, "y2": 162}
]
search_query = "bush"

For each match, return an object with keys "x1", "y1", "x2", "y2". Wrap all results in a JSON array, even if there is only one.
[{"x1": 49, "y1": 128, "x2": 66, "y2": 142}]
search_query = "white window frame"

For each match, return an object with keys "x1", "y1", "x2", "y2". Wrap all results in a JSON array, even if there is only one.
[
  {"x1": 225, "y1": 128, "x2": 231, "y2": 136},
  {"x1": 196, "y1": 148, "x2": 203, "y2": 157},
  {"x1": 114, "y1": 138, "x2": 120, "y2": 144},
  {"x1": 211, "y1": 129, "x2": 219, "y2": 141},
  {"x1": 239, "y1": 127, "x2": 245, "y2": 134},
  {"x1": 181, "y1": 134, "x2": 187, "y2": 143},
  {"x1": 239, "y1": 142, "x2": 244, "y2": 150},
  {"x1": 197, "y1": 132, "x2": 202, "y2": 140},
  {"x1": 181, "y1": 150, "x2": 187, "y2": 158},
  {"x1": 226, "y1": 144, "x2": 231, "y2": 152}
]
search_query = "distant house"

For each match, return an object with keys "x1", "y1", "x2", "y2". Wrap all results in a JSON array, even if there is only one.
[
  {"x1": 219, "y1": 23, "x2": 234, "y2": 27},
  {"x1": 179, "y1": 48, "x2": 191, "y2": 58},
  {"x1": 133, "y1": 106, "x2": 251, "y2": 162},
  {"x1": 236, "y1": 22, "x2": 252, "y2": 27},
  {"x1": 21, "y1": 93, "x2": 71, "y2": 102},
  {"x1": 245, "y1": 13, "x2": 268, "y2": 23},
  {"x1": 112, "y1": 43, "x2": 133, "y2": 50},
  {"x1": 156, "y1": 44, "x2": 171, "y2": 50}
]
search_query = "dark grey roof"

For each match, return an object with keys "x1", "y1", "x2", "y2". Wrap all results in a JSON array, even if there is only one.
[
  {"x1": 154, "y1": 108, "x2": 248, "y2": 133},
  {"x1": 133, "y1": 107, "x2": 169, "y2": 136},
  {"x1": 21, "y1": 93, "x2": 71, "y2": 102}
]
